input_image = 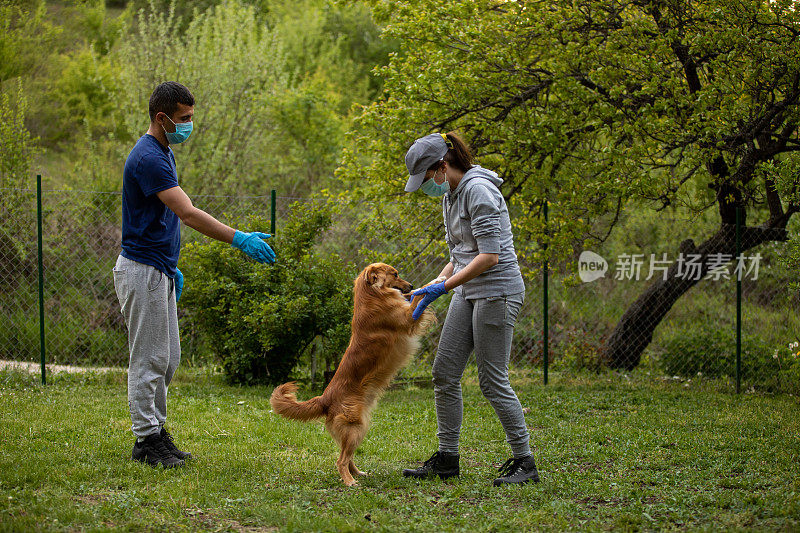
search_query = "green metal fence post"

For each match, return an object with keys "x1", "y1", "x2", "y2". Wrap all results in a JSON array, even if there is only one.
[
  {"x1": 270, "y1": 189, "x2": 277, "y2": 235},
  {"x1": 543, "y1": 196, "x2": 549, "y2": 386},
  {"x1": 37, "y1": 174, "x2": 46, "y2": 386},
  {"x1": 736, "y1": 206, "x2": 742, "y2": 394}
]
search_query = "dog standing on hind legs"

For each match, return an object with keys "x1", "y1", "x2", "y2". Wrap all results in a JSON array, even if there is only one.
[{"x1": 270, "y1": 263, "x2": 435, "y2": 486}]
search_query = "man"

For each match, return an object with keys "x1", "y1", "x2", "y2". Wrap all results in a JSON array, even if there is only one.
[{"x1": 113, "y1": 81, "x2": 275, "y2": 468}]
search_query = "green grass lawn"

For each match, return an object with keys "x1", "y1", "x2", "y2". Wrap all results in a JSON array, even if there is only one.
[{"x1": 0, "y1": 367, "x2": 798, "y2": 532}]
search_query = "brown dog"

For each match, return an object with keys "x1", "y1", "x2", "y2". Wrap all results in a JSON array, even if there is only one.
[{"x1": 270, "y1": 263, "x2": 435, "y2": 486}]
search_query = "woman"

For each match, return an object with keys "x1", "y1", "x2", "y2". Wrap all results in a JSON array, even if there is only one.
[{"x1": 401, "y1": 132, "x2": 539, "y2": 486}]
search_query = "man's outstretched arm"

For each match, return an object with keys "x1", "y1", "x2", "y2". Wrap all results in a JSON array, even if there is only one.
[
  {"x1": 157, "y1": 186, "x2": 275, "y2": 264},
  {"x1": 157, "y1": 186, "x2": 235, "y2": 243}
]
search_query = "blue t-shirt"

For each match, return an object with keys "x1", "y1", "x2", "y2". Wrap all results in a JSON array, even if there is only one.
[{"x1": 121, "y1": 134, "x2": 180, "y2": 277}]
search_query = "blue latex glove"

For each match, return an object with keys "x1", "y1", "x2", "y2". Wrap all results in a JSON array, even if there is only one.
[
  {"x1": 174, "y1": 268, "x2": 184, "y2": 302},
  {"x1": 231, "y1": 230, "x2": 276, "y2": 264},
  {"x1": 410, "y1": 281, "x2": 448, "y2": 321}
]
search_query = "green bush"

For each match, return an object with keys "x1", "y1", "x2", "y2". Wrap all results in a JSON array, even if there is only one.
[
  {"x1": 660, "y1": 325, "x2": 782, "y2": 385},
  {"x1": 46, "y1": 48, "x2": 127, "y2": 144},
  {"x1": 0, "y1": 304, "x2": 40, "y2": 362},
  {"x1": 179, "y1": 201, "x2": 356, "y2": 385},
  {"x1": 773, "y1": 343, "x2": 800, "y2": 394},
  {"x1": 551, "y1": 325, "x2": 607, "y2": 372}
]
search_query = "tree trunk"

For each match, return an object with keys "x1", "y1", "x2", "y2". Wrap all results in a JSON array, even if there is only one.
[{"x1": 604, "y1": 224, "x2": 788, "y2": 370}]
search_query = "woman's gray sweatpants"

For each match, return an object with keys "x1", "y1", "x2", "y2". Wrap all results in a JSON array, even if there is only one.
[
  {"x1": 432, "y1": 291, "x2": 531, "y2": 458},
  {"x1": 113, "y1": 255, "x2": 180, "y2": 439}
]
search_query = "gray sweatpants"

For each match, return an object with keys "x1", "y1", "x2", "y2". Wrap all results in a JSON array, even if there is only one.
[
  {"x1": 113, "y1": 255, "x2": 180, "y2": 439},
  {"x1": 432, "y1": 291, "x2": 531, "y2": 458}
]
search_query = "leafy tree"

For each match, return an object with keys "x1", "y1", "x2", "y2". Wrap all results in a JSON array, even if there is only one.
[
  {"x1": 0, "y1": 84, "x2": 38, "y2": 189},
  {"x1": 8, "y1": 0, "x2": 395, "y2": 196},
  {"x1": 62, "y1": 0, "x2": 128, "y2": 56},
  {"x1": 81, "y1": 0, "x2": 393, "y2": 197},
  {"x1": 0, "y1": 1, "x2": 60, "y2": 84},
  {"x1": 46, "y1": 47, "x2": 127, "y2": 144},
  {"x1": 0, "y1": 83, "x2": 40, "y2": 284},
  {"x1": 125, "y1": 0, "x2": 395, "y2": 106},
  {"x1": 127, "y1": 0, "x2": 222, "y2": 29},
  {"x1": 339, "y1": 0, "x2": 800, "y2": 369},
  {"x1": 4, "y1": 1, "x2": 129, "y2": 146},
  {"x1": 273, "y1": 0, "x2": 395, "y2": 109},
  {"x1": 261, "y1": 0, "x2": 397, "y2": 194},
  {"x1": 770, "y1": 154, "x2": 800, "y2": 291},
  {"x1": 265, "y1": 79, "x2": 347, "y2": 197},
  {"x1": 109, "y1": 0, "x2": 289, "y2": 195}
]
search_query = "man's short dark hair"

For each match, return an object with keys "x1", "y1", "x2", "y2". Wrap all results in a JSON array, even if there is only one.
[{"x1": 148, "y1": 81, "x2": 195, "y2": 121}]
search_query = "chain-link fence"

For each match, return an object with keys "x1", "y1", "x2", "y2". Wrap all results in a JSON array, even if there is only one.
[
  {"x1": 1, "y1": 186, "x2": 126, "y2": 367},
  {"x1": 0, "y1": 186, "x2": 39, "y2": 364},
  {"x1": 1, "y1": 184, "x2": 797, "y2": 393},
  {"x1": 548, "y1": 209, "x2": 800, "y2": 393},
  {"x1": 310, "y1": 198, "x2": 798, "y2": 392}
]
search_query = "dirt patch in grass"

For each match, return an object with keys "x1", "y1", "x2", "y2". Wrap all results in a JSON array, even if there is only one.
[
  {"x1": 186, "y1": 508, "x2": 278, "y2": 532},
  {"x1": 575, "y1": 496, "x2": 629, "y2": 509},
  {"x1": 74, "y1": 493, "x2": 110, "y2": 506},
  {"x1": 562, "y1": 458, "x2": 615, "y2": 474}
]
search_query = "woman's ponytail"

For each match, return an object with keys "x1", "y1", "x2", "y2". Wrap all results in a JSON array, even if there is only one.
[{"x1": 442, "y1": 132, "x2": 473, "y2": 173}]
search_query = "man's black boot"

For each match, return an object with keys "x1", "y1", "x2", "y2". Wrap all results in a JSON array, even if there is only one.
[
  {"x1": 402, "y1": 451, "x2": 459, "y2": 480},
  {"x1": 493, "y1": 455, "x2": 540, "y2": 486},
  {"x1": 132, "y1": 432, "x2": 185, "y2": 468},
  {"x1": 161, "y1": 427, "x2": 192, "y2": 461}
]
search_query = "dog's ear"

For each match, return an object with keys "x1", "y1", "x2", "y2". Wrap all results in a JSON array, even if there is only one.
[
  {"x1": 363, "y1": 267, "x2": 378, "y2": 287},
  {"x1": 363, "y1": 266, "x2": 384, "y2": 288}
]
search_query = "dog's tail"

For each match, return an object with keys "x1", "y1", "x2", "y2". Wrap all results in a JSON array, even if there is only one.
[{"x1": 270, "y1": 382, "x2": 325, "y2": 421}]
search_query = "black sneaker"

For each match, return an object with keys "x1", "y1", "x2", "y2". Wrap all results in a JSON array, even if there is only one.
[
  {"x1": 402, "y1": 451, "x2": 460, "y2": 480},
  {"x1": 493, "y1": 455, "x2": 540, "y2": 486},
  {"x1": 161, "y1": 427, "x2": 192, "y2": 461},
  {"x1": 131, "y1": 432, "x2": 185, "y2": 468}
]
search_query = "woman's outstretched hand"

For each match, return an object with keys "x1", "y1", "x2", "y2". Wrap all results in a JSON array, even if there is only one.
[{"x1": 409, "y1": 281, "x2": 448, "y2": 320}]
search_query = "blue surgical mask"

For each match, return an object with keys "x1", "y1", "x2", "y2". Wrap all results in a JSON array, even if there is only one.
[
  {"x1": 162, "y1": 115, "x2": 193, "y2": 144},
  {"x1": 420, "y1": 172, "x2": 449, "y2": 197}
]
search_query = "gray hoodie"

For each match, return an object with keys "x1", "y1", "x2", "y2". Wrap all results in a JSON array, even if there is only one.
[{"x1": 442, "y1": 165, "x2": 525, "y2": 299}]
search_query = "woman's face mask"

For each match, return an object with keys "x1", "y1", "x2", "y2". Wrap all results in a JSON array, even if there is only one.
[{"x1": 420, "y1": 168, "x2": 449, "y2": 197}]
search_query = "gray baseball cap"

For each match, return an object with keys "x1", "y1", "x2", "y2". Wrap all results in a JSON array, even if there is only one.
[{"x1": 404, "y1": 133, "x2": 449, "y2": 192}]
